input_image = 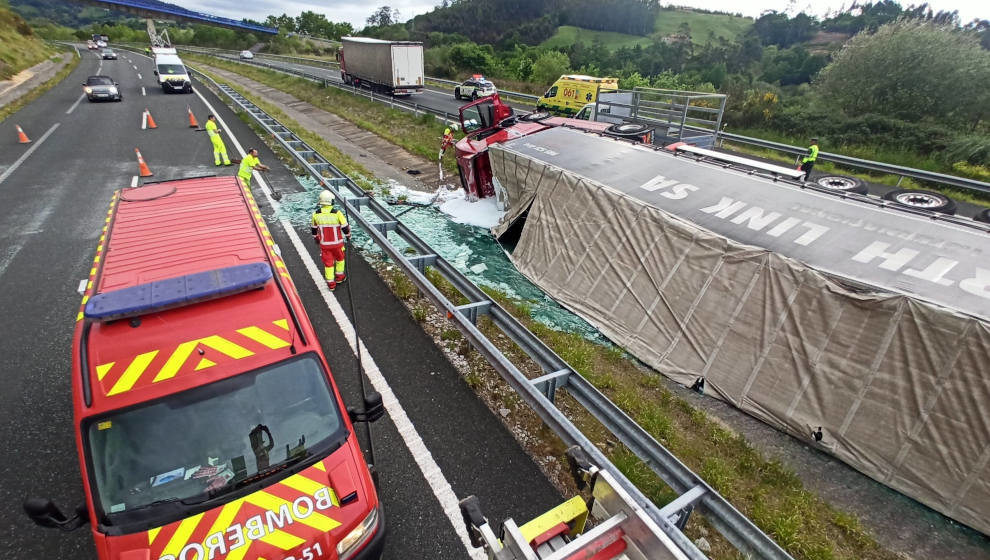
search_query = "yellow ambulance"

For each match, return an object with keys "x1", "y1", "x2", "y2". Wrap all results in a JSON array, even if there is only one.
[{"x1": 536, "y1": 75, "x2": 619, "y2": 116}]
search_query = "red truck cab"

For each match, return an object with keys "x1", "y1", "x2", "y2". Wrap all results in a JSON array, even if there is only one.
[
  {"x1": 25, "y1": 176, "x2": 385, "y2": 560},
  {"x1": 454, "y1": 94, "x2": 612, "y2": 199}
]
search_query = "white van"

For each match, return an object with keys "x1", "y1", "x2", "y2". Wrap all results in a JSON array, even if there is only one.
[{"x1": 152, "y1": 50, "x2": 192, "y2": 94}]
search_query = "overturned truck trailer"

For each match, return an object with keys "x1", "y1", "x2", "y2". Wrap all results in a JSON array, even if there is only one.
[{"x1": 490, "y1": 126, "x2": 990, "y2": 535}]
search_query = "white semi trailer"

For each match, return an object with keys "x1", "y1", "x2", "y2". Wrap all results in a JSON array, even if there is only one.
[{"x1": 340, "y1": 36, "x2": 424, "y2": 96}]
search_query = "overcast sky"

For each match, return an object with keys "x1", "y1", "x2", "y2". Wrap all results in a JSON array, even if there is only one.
[{"x1": 180, "y1": 0, "x2": 988, "y2": 31}]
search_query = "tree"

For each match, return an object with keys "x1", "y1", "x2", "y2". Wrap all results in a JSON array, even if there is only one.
[
  {"x1": 531, "y1": 51, "x2": 571, "y2": 86},
  {"x1": 817, "y1": 20, "x2": 990, "y2": 127},
  {"x1": 367, "y1": 6, "x2": 401, "y2": 27}
]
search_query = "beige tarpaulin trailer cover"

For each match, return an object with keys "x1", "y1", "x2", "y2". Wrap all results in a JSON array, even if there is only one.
[{"x1": 489, "y1": 126, "x2": 990, "y2": 535}]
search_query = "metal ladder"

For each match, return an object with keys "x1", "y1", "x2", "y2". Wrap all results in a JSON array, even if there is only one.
[{"x1": 196, "y1": 71, "x2": 795, "y2": 560}]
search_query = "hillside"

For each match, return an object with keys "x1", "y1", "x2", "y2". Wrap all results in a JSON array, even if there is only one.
[
  {"x1": 653, "y1": 8, "x2": 752, "y2": 44},
  {"x1": 541, "y1": 25, "x2": 653, "y2": 50},
  {"x1": 0, "y1": 3, "x2": 53, "y2": 80}
]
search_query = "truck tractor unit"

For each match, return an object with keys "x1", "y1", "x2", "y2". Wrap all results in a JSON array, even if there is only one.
[
  {"x1": 25, "y1": 176, "x2": 386, "y2": 560},
  {"x1": 339, "y1": 37, "x2": 424, "y2": 96}
]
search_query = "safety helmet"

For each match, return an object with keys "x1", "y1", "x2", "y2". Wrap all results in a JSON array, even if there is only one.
[
  {"x1": 318, "y1": 190, "x2": 335, "y2": 206},
  {"x1": 444, "y1": 127, "x2": 451, "y2": 135}
]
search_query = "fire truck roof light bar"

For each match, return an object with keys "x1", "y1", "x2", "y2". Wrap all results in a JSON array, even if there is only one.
[{"x1": 84, "y1": 262, "x2": 273, "y2": 321}]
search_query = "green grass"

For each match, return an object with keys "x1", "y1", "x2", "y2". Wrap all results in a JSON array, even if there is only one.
[
  {"x1": 540, "y1": 25, "x2": 654, "y2": 51},
  {"x1": 653, "y1": 8, "x2": 753, "y2": 44},
  {"x1": 184, "y1": 54, "x2": 458, "y2": 175},
  {"x1": 0, "y1": 48, "x2": 77, "y2": 125},
  {"x1": 725, "y1": 126, "x2": 990, "y2": 208},
  {"x1": 0, "y1": 5, "x2": 54, "y2": 80}
]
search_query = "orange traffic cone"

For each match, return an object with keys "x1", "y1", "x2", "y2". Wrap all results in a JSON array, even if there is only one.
[
  {"x1": 187, "y1": 106, "x2": 199, "y2": 128},
  {"x1": 135, "y1": 148, "x2": 153, "y2": 177},
  {"x1": 15, "y1": 124, "x2": 31, "y2": 144},
  {"x1": 144, "y1": 109, "x2": 157, "y2": 129}
]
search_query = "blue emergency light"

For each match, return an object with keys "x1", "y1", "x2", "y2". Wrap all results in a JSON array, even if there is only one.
[{"x1": 84, "y1": 263, "x2": 273, "y2": 321}]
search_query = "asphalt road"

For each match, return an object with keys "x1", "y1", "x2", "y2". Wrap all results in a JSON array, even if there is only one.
[
  {"x1": 210, "y1": 52, "x2": 513, "y2": 121},
  {"x1": 0, "y1": 47, "x2": 562, "y2": 559}
]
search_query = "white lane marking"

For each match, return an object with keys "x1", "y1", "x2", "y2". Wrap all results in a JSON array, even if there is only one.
[
  {"x1": 141, "y1": 86, "x2": 146, "y2": 96},
  {"x1": 137, "y1": 73, "x2": 142, "y2": 80},
  {"x1": 130, "y1": 175, "x2": 138, "y2": 188},
  {"x1": 132, "y1": 64, "x2": 137, "y2": 70},
  {"x1": 141, "y1": 110, "x2": 147, "y2": 130},
  {"x1": 193, "y1": 87, "x2": 487, "y2": 560},
  {"x1": 66, "y1": 92, "x2": 86, "y2": 114},
  {"x1": 0, "y1": 123, "x2": 60, "y2": 187},
  {"x1": 77, "y1": 278, "x2": 88, "y2": 295},
  {"x1": 0, "y1": 244, "x2": 23, "y2": 281}
]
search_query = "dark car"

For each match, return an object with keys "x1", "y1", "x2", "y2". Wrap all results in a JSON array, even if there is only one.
[
  {"x1": 83, "y1": 75, "x2": 122, "y2": 102},
  {"x1": 454, "y1": 75, "x2": 497, "y2": 100},
  {"x1": 101, "y1": 48, "x2": 117, "y2": 60}
]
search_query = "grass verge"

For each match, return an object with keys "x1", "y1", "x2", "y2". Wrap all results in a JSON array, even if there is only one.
[
  {"x1": 193, "y1": 51, "x2": 903, "y2": 559},
  {"x1": 184, "y1": 54, "x2": 458, "y2": 175},
  {"x1": 0, "y1": 48, "x2": 77, "y2": 124}
]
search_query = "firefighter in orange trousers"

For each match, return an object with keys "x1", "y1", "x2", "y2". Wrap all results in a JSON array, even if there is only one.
[{"x1": 311, "y1": 190, "x2": 351, "y2": 291}]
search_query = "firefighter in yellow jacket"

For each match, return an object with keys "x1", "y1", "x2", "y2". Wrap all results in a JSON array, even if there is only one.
[{"x1": 311, "y1": 190, "x2": 351, "y2": 290}]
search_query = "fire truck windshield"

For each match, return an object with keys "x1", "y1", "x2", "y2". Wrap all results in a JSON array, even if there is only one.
[{"x1": 84, "y1": 354, "x2": 345, "y2": 522}]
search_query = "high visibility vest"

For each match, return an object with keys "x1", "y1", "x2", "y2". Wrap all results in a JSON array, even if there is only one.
[
  {"x1": 802, "y1": 144, "x2": 819, "y2": 163},
  {"x1": 205, "y1": 120, "x2": 220, "y2": 138},
  {"x1": 312, "y1": 206, "x2": 347, "y2": 247},
  {"x1": 238, "y1": 154, "x2": 259, "y2": 179}
]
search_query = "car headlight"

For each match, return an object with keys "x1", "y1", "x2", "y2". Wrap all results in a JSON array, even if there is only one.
[
  {"x1": 337, "y1": 507, "x2": 379, "y2": 559},
  {"x1": 108, "y1": 87, "x2": 118, "y2": 94},
  {"x1": 84, "y1": 87, "x2": 92, "y2": 94}
]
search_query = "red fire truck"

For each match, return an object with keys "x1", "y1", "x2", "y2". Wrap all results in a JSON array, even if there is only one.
[{"x1": 25, "y1": 176, "x2": 385, "y2": 560}]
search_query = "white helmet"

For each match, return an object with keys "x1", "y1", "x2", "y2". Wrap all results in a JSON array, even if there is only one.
[{"x1": 318, "y1": 190, "x2": 334, "y2": 206}]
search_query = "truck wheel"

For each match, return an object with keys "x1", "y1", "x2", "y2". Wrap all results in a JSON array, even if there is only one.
[
  {"x1": 814, "y1": 175, "x2": 867, "y2": 194},
  {"x1": 974, "y1": 208, "x2": 990, "y2": 223},
  {"x1": 519, "y1": 111, "x2": 552, "y2": 122},
  {"x1": 882, "y1": 189, "x2": 957, "y2": 215},
  {"x1": 605, "y1": 123, "x2": 652, "y2": 142}
]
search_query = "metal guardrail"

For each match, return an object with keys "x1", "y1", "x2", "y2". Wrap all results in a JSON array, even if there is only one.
[
  {"x1": 189, "y1": 67, "x2": 795, "y2": 560},
  {"x1": 181, "y1": 52, "x2": 464, "y2": 125},
  {"x1": 717, "y1": 132, "x2": 990, "y2": 195}
]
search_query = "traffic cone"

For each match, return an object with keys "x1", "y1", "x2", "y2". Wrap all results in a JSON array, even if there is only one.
[
  {"x1": 145, "y1": 109, "x2": 157, "y2": 129},
  {"x1": 15, "y1": 125, "x2": 31, "y2": 144},
  {"x1": 135, "y1": 148, "x2": 153, "y2": 177},
  {"x1": 187, "y1": 106, "x2": 199, "y2": 128}
]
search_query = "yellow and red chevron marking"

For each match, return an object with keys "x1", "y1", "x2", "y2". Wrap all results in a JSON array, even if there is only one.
[
  {"x1": 241, "y1": 183, "x2": 292, "y2": 284},
  {"x1": 145, "y1": 462, "x2": 341, "y2": 560},
  {"x1": 77, "y1": 193, "x2": 120, "y2": 322},
  {"x1": 95, "y1": 319, "x2": 292, "y2": 397}
]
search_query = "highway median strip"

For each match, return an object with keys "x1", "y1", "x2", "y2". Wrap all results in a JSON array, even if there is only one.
[{"x1": 183, "y1": 54, "x2": 458, "y2": 175}]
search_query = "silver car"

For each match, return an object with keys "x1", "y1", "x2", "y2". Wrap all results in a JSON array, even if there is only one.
[{"x1": 84, "y1": 75, "x2": 122, "y2": 102}]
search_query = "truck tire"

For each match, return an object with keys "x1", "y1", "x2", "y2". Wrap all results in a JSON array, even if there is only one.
[
  {"x1": 974, "y1": 208, "x2": 990, "y2": 223},
  {"x1": 605, "y1": 123, "x2": 652, "y2": 143},
  {"x1": 814, "y1": 175, "x2": 867, "y2": 194},
  {"x1": 882, "y1": 189, "x2": 957, "y2": 215},
  {"x1": 519, "y1": 111, "x2": 552, "y2": 122}
]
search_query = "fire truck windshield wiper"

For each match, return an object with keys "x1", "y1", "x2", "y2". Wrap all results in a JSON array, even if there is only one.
[{"x1": 215, "y1": 451, "x2": 312, "y2": 497}]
